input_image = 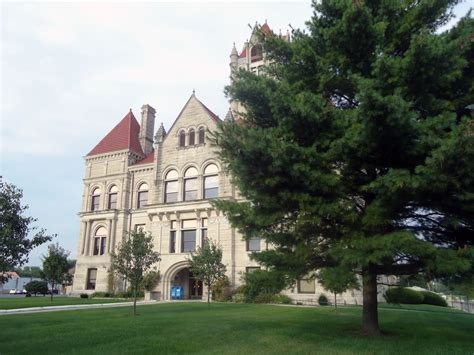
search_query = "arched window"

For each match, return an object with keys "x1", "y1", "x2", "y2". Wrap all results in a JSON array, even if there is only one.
[
  {"x1": 165, "y1": 170, "x2": 179, "y2": 203},
  {"x1": 93, "y1": 226, "x2": 107, "y2": 256},
  {"x1": 203, "y1": 164, "x2": 219, "y2": 199},
  {"x1": 137, "y1": 183, "x2": 148, "y2": 208},
  {"x1": 184, "y1": 167, "x2": 198, "y2": 201},
  {"x1": 91, "y1": 187, "x2": 101, "y2": 211},
  {"x1": 189, "y1": 129, "x2": 195, "y2": 146},
  {"x1": 108, "y1": 185, "x2": 118, "y2": 209},
  {"x1": 179, "y1": 130, "x2": 186, "y2": 147},
  {"x1": 198, "y1": 127, "x2": 205, "y2": 144}
]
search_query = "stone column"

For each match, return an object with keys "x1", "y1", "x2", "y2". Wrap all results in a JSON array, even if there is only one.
[
  {"x1": 111, "y1": 218, "x2": 117, "y2": 253},
  {"x1": 84, "y1": 221, "x2": 91, "y2": 256},
  {"x1": 107, "y1": 219, "x2": 112, "y2": 253}
]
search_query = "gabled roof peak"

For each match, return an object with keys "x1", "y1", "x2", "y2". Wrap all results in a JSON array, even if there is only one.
[{"x1": 87, "y1": 110, "x2": 144, "y2": 157}]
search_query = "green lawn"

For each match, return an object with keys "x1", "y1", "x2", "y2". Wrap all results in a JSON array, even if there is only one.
[
  {"x1": 0, "y1": 296, "x2": 129, "y2": 310},
  {"x1": 0, "y1": 302, "x2": 473, "y2": 354}
]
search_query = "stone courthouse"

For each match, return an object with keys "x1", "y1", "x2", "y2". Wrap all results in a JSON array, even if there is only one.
[{"x1": 73, "y1": 23, "x2": 374, "y2": 303}]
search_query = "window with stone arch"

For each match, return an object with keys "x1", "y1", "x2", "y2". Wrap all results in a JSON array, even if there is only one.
[
  {"x1": 164, "y1": 169, "x2": 179, "y2": 203},
  {"x1": 93, "y1": 226, "x2": 107, "y2": 256},
  {"x1": 184, "y1": 166, "x2": 198, "y2": 201},
  {"x1": 203, "y1": 163, "x2": 219, "y2": 199},
  {"x1": 137, "y1": 182, "x2": 148, "y2": 209},
  {"x1": 189, "y1": 128, "x2": 195, "y2": 146},
  {"x1": 90, "y1": 187, "x2": 101, "y2": 211},
  {"x1": 108, "y1": 185, "x2": 118, "y2": 209},
  {"x1": 179, "y1": 130, "x2": 186, "y2": 147},
  {"x1": 198, "y1": 127, "x2": 205, "y2": 144}
]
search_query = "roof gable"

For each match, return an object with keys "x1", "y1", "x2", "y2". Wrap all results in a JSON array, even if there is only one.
[{"x1": 87, "y1": 110, "x2": 144, "y2": 157}]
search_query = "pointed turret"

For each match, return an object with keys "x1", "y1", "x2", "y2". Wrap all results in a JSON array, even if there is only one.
[
  {"x1": 224, "y1": 108, "x2": 234, "y2": 122},
  {"x1": 155, "y1": 122, "x2": 166, "y2": 143}
]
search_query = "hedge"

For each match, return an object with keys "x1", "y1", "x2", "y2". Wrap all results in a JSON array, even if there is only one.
[{"x1": 385, "y1": 287, "x2": 447, "y2": 307}]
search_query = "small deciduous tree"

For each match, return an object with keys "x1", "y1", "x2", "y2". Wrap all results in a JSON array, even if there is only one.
[
  {"x1": 42, "y1": 243, "x2": 70, "y2": 301},
  {"x1": 111, "y1": 231, "x2": 160, "y2": 315},
  {"x1": 188, "y1": 241, "x2": 227, "y2": 305},
  {"x1": 141, "y1": 270, "x2": 161, "y2": 292},
  {"x1": 318, "y1": 267, "x2": 360, "y2": 310},
  {"x1": 0, "y1": 179, "x2": 53, "y2": 283}
]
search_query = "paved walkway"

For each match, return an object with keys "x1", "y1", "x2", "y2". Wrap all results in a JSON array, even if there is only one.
[{"x1": 0, "y1": 300, "x2": 160, "y2": 315}]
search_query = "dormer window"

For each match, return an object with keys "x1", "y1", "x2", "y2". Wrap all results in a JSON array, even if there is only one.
[
  {"x1": 137, "y1": 183, "x2": 148, "y2": 208},
  {"x1": 91, "y1": 187, "x2": 101, "y2": 211},
  {"x1": 179, "y1": 130, "x2": 186, "y2": 147},
  {"x1": 198, "y1": 127, "x2": 205, "y2": 144},
  {"x1": 189, "y1": 129, "x2": 195, "y2": 146},
  {"x1": 108, "y1": 185, "x2": 118, "y2": 209}
]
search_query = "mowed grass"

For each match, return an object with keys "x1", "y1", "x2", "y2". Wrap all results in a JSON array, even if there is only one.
[
  {"x1": 0, "y1": 296, "x2": 129, "y2": 309},
  {"x1": 1, "y1": 303, "x2": 473, "y2": 354}
]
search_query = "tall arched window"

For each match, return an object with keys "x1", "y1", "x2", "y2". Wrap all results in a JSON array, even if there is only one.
[
  {"x1": 165, "y1": 170, "x2": 179, "y2": 203},
  {"x1": 179, "y1": 130, "x2": 186, "y2": 147},
  {"x1": 93, "y1": 226, "x2": 107, "y2": 255},
  {"x1": 198, "y1": 127, "x2": 205, "y2": 144},
  {"x1": 137, "y1": 183, "x2": 148, "y2": 208},
  {"x1": 184, "y1": 167, "x2": 198, "y2": 201},
  {"x1": 189, "y1": 129, "x2": 195, "y2": 146},
  {"x1": 108, "y1": 185, "x2": 118, "y2": 209},
  {"x1": 203, "y1": 164, "x2": 219, "y2": 199},
  {"x1": 91, "y1": 187, "x2": 101, "y2": 211}
]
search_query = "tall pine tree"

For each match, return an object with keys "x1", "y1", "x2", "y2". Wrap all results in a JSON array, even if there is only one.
[{"x1": 214, "y1": 1, "x2": 473, "y2": 335}]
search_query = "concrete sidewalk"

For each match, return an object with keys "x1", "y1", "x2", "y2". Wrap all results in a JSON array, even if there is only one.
[{"x1": 0, "y1": 300, "x2": 159, "y2": 315}]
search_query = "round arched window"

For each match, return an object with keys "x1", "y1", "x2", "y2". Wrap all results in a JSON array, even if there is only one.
[
  {"x1": 165, "y1": 170, "x2": 179, "y2": 203},
  {"x1": 184, "y1": 167, "x2": 198, "y2": 201},
  {"x1": 137, "y1": 183, "x2": 148, "y2": 208},
  {"x1": 91, "y1": 187, "x2": 101, "y2": 211},
  {"x1": 204, "y1": 164, "x2": 219, "y2": 199},
  {"x1": 179, "y1": 130, "x2": 186, "y2": 147},
  {"x1": 93, "y1": 226, "x2": 107, "y2": 255},
  {"x1": 108, "y1": 185, "x2": 118, "y2": 209}
]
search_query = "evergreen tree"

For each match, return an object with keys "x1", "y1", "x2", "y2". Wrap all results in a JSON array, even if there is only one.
[{"x1": 213, "y1": 1, "x2": 473, "y2": 335}]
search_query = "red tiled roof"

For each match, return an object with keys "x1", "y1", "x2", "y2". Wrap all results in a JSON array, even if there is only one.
[
  {"x1": 239, "y1": 48, "x2": 247, "y2": 58},
  {"x1": 133, "y1": 150, "x2": 155, "y2": 165},
  {"x1": 87, "y1": 110, "x2": 144, "y2": 156},
  {"x1": 260, "y1": 22, "x2": 271, "y2": 34}
]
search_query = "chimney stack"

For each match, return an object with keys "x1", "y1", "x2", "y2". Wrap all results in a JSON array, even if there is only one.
[{"x1": 140, "y1": 104, "x2": 156, "y2": 155}]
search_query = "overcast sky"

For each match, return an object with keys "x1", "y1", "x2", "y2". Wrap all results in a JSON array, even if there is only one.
[{"x1": 1, "y1": 1, "x2": 471, "y2": 266}]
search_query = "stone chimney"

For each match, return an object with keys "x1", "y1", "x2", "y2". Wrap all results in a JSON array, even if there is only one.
[{"x1": 140, "y1": 104, "x2": 156, "y2": 155}]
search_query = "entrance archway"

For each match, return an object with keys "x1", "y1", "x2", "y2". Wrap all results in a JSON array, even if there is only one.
[{"x1": 162, "y1": 261, "x2": 203, "y2": 300}]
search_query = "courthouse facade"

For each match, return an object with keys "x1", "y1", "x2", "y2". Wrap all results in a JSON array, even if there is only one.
[{"x1": 72, "y1": 23, "x2": 373, "y2": 303}]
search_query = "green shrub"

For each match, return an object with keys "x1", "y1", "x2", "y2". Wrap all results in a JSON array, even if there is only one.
[
  {"x1": 231, "y1": 293, "x2": 246, "y2": 303},
  {"x1": 420, "y1": 291, "x2": 448, "y2": 307},
  {"x1": 242, "y1": 270, "x2": 287, "y2": 302},
  {"x1": 141, "y1": 271, "x2": 161, "y2": 292},
  {"x1": 25, "y1": 280, "x2": 48, "y2": 296},
  {"x1": 91, "y1": 291, "x2": 107, "y2": 298},
  {"x1": 254, "y1": 293, "x2": 274, "y2": 303},
  {"x1": 212, "y1": 276, "x2": 233, "y2": 302},
  {"x1": 80, "y1": 293, "x2": 89, "y2": 299},
  {"x1": 318, "y1": 294, "x2": 329, "y2": 306},
  {"x1": 384, "y1": 287, "x2": 424, "y2": 304},
  {"x1": 272, "y1": 294, "x2": 292, "y2": 304}
]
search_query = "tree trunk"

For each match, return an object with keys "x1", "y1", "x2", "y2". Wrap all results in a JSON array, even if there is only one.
[
  {"x1": 207, "y1": 282, "x2": 210, "y2": 307},
  {"x1": 133, "y1": 283, "x2": 137, "y2": 316},
  {"x1": 362, "y1": 268, "x2": 382, "y2": 336},
  {"x1": 50, "y1": 281, "x2": 54, "y2": 302},
  {"x1": 334, "y1": 293, "x2": 337, "y2": 310}
]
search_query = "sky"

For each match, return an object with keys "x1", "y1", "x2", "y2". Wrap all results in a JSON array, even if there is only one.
[{"x1": 1, "y1": 1, "x2": 471, "y2": 266}]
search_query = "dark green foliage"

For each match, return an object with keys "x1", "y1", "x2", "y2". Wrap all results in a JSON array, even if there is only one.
[
  {"x1": 318, "y1": 294, "x2": 329, "y2": 306},
  {"x1": 318, "y1": 267, "x2": 360, "y2": 309},
  {"x1": 141, "y1": 270, "x2": 161, "y2": 292},
  {"x1": 41, "y1": 243, "x2": 69, "y2": 302},
  {"x1": 385, "y1": 287, "x2": 424, "y2": 304},
  {"x1": 80, "y1": 293, "x2": 88, "y2": 299},
  {"x1": 91, "y1": 292, "x2": 109, "y2": 298},
  {"x1": 213, "y1": 0, "x2": 473, "y2": 334},
  {"x1": 271, "y1": 294, "x2": 293, "y2": 304},
  {"x1": 25, "y1": 281, "x2": 48, "y2": 296},
  {"x1": 211, "y1": 276, "x2": 233, "y2": 302},
  {"x1": 0, "y1": 179, "x2": 53, "y2": 283},
  {"x1": 189, "y1": 241, "x2": 226, "y2": 305},
  {"x1": 241, "y1": 270, "x2": 288, "y2": 302},
  {"x1": 111, "y1": 231, "x2": 160, "y2": 315},
  {"x1": 420, "y1": 291, "x2": 448, "y2": 307}
]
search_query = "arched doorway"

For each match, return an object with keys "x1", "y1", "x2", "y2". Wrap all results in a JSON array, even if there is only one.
[{"x1": 162, "y1": 261, "x2": 203, "y2": 300}]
